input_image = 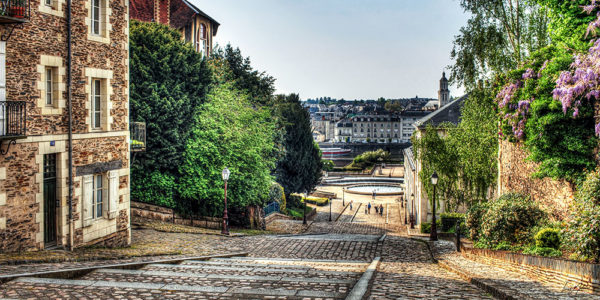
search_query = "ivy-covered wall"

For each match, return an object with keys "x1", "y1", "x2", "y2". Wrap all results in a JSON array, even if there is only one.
[{"x1": 497, "y1": 139, "x2": 574, "y2": 220}]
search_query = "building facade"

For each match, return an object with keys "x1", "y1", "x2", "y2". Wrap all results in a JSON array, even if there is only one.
[
  {"x1": 349, "y1": 111, "x2": 429, "y2": 143},
  {"x1": 0, "y1": 0, "x2": 131, "y2": 251},
  {"x1": 130, "y1": 0, "x2": 219, "y2": 56},
  {"x1": 438, "y1": 72, "x2": 450, "y2": 108}
]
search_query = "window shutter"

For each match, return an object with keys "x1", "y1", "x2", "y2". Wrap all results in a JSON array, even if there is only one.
[
  {"x1": 108, "y1": 170, "x2": 118, "y2": 219},
  {"x1": 82, "y1": 175, "x2": 93, "y2": 227}
]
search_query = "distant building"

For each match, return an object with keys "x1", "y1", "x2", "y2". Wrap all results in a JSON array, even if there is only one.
[
  {"x1": 334, "y1": 119, "x2": 353, "y2": 143},
  {"x1": 438, "y1": 72, "x2": 450, "y2": 108},
  {"x1": 404, "y1": 95, "x2": 467, "y2": 226},
  {"x1": 349, "y1": 111, "x2": 429, "y2": 143},
  {"x1": 130, "y1": 0, "x2": 220, "y2": 56}
]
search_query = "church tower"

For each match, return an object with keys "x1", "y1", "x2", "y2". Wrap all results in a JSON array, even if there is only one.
[{"x1": 438, "y1": 72, "x2": 450, "y2": 108}]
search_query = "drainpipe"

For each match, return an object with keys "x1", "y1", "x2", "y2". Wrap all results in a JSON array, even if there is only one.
[{"x1": 66, "y1": 0, "x2": 74, "y2": 251}]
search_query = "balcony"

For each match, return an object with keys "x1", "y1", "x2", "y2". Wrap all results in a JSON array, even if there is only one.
[
  {"x1": 130, "y1": 122, "x2": 146, "y2": 152},
  {"x1": 0, "y1": 0, "x2": 30, "y2": 24},
  {"x1": 0, "y1": 101, "x2": 26, "y2": 139}
]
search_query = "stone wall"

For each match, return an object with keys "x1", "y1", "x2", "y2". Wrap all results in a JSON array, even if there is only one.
[
  {"x1": 497, "y1": 139, "x2": 574, "y2": 220},
  {"x1": 461, "y1": 246, "x2": 600, "y2": 295}
]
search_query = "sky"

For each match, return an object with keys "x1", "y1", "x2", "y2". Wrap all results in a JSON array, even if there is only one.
[{"x1": 189, "y1": 0, "x2": 468, "y2": 100}]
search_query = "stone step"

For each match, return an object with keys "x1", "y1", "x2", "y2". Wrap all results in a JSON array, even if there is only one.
[
  {"x1": 141, "y1": 263, "x2": 363, "y2": 280},
  {"x1": 7, "y1": 276, "x2": 346, "y2": 299},
  {"x1": 80, "y1": 268, "x2": 353, "y2": 292},
  {"x1": 185, "y1": 258, "x2": 367, "y2": 272},
  {"x1": 210, "y1": 257, "x2": 370, "y2": 271}
]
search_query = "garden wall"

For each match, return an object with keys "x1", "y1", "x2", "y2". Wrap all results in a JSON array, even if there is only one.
[
  {"x1": 131, "y1": 201, "x2": 221, "y2": 229},
  {"x1": 497, "y1": 140, "x2": 574, "y2": 220},
  {"x1": 461, "y1": 246, "x2": 600, "y2": 295}
]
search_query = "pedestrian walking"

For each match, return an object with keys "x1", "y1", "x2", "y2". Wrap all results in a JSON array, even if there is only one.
[
  {"x1": 368, "y1": 202, "x2": 372, "y2": 214},
  {"x1": 372, "y1": 190, "x2": 375, "y2": 200},
  {"x1": 380, "y1": 204, "x2": 384, "y2": 216},
  {"x1": 350, "y1": 202, "x2": 353, "y2": 210},
  {"x1": 374, "y1": 191, "x2": 377, "y2": 200},
  {"x1": 375, "y1": 206, "x2": 379, "y2": 214}
]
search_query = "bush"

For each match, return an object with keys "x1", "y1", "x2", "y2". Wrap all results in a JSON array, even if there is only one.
[
  {"x1": 322, "y1": 160, "x2": 335, "y2": 172},
  {"x1": 287, "y1": 194, "x2": 303, "y2": 209},
  {"x1": 480, "y1": 193, "x2": 546, "y2": 245},
  {"x1": 303, "y1": 197, "x2": 329, "y2": 206},
  {"x1": 535, "y1": 228, "x2": 561, "y2": 250},
  {"x1": 131, "y1": 171, "x2": 176, "y2": 208},
  {"x1": 420, "y1": 220, "x2": 442, "y2": 234},
  {"x1": 349, "y1": 149, "x2": 390, "y2": 169},
  {"x1": 269, "y1": 183, "x2": 286, "y2": 211},
  {"x1": 466, "y1": 203, "x2": 488, "y2": 240},
  {"x1": 440, "y1": 212, "x2": 465, "y2": 232},
  {"x1": 523, "y1": 246, "x2": 562, "y2": 257},
  {"x1": 563, "y1": 170, "x2": 600, "y2": 262}
]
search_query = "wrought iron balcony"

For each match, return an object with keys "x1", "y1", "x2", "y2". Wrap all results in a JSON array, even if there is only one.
[
  {"x1": 0, "y1": 100, "x2": 26, "y2": 139},
  {"x1": 0, "y1": 0, "x2": 30, "y2": 24},
  {"x1": 130, "y1": 122, "x2": 146, "y2": 152}
]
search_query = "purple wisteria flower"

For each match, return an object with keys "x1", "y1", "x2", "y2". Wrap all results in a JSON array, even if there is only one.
[{"x1": 522, "y1": 68, "x2": 536, "y2": 80}]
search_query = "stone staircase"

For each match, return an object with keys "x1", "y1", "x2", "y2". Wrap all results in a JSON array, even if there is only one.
[{"x1": 3, "y1": 257, "x2": 372, "y2": 299}]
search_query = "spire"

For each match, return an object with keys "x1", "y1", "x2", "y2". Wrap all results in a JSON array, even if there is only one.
[{"x1": 438, "y1": 71, "x2": 450, "y2": 108}]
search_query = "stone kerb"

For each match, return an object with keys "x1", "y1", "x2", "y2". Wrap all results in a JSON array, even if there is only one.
[{"x1": 461, "y1": 245, "x2": 600, "y2": 295}]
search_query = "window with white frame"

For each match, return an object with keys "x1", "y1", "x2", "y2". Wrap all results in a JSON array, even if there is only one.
[
  {"x1": 91, "y1": 79, "x2": 102, "y2": 129},
  {"x1": 92, "y1": 174, "x2": 104, "y2": 219},
  {"x1": 45, "y1": 0, "x2": 52, "y2": 6},
  {"x1": 91, "y1": 0, "x2": 101, "y2": 36},
  {"x1": 45, "y1": 67, "x2": 54, "y2": 106}
]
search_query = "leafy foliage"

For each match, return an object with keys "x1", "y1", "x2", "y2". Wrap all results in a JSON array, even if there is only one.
[
  {"x1": 349, "y1": 149, "x2": 390, "y2": 170},
  {"x1": 129, "y1": 20, "x2": 211, "y2": 205},
  {"x1": 130, "y1": 171, "x2": 176, "y2": 208},
  {"x1": 268, "y1": 182, "x2": 286, "y2": 212},
  {"x1": 466, "y1": 202, "x2": 489, "y2": 240},
  {"x1": 480, "y1": 193, "x2": 546, "y2": 245},
  {"x1": 534, "y1": 227, "x2": 561, "y2": 249},
  {"x1": 322, "y1": 160, "x2": 335, "y2": 172},
  {"x1": 523, "y1": 245, "x2": 562, "y2": 257},
  {"x1": 273, "y1": 94, "x2": 323, "y2": 196},
  {"x1": 450, "y1": 0, "x2": 550, "y2": 88},
  {"x1": 178, "y1": 83, "x2": 278, "y2": 216},
  {"x1": 563, "y1": 169, "x2": 600, "y2": 262}
]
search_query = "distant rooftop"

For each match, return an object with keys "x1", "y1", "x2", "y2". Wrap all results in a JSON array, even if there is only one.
[{"x1": 413, "y1": 94, "x2": 467, "y2": 128}]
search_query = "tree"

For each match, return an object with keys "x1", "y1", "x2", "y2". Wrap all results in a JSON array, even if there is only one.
[
  {"x1": 274, "y1": 94, "x2": 323, "y2": 196},
  {"x1": 384, "y1": 100, "x2": 403, "y2": 112},
  {"x1": 129, "y1": 20, "x2": 211, "y2": 205},
  {"x1": 211, "y1": 44, "x2": 276, "y2": 106},
  {"x1": 450, "y1": 0, "x2": 550, "y2": 88},
  {"x1": 178, "y1": 83, "x2": 278, "y2": 217}
]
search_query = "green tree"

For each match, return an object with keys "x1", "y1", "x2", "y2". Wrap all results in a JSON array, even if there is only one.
[
  {"x1": 274, "y1": 94, "x2": 323, "y2": 196},
  {"x1": 178, "y1": 83, "x2": 278, "y2": 217},
  {"x1": 450, "y1": 0, "x2": 550, "y2": 88},
  {"x1": 384, "y1": 100, "x2": 403, "y2": 112},
  {"x1": 211, "y1": 44, "x2": 275, "y2": 106},
  {"x1": 129, "y1": 20, "x2": 211, "y2": 203}
]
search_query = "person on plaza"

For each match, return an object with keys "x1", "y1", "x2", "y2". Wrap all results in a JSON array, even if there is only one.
[
  {"x1": 374, "y1": 190, "x2": 377, "y2": 200},
  {"x1": 375, "y1": 205, "x2": 379, "y2": 214},
  {"x1": 350, "y1": 201, "x2": 353, "y2": 210},
  {"x1": 364, "y1": 206, "x2": 368, "y2": 214},
  {"x1": 380, "y1": 204, "x2": 384, "y2": 216},
  {"x1": 368, "y1": 202, "x2": 372, "y2": 214},
  {"x1": 372, "y1": 190, "x2": 375, "y2": 200}
]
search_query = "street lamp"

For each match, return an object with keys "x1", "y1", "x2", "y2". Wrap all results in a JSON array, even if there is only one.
[
  {"x1": 430, "y1": 172, "x2": 438, "y2": 241},
  {"x1": 329, "y1": 196, "x2": 332, "y2": 222},
  {"x1": 403, "y1": 195, "x2": 407, "y2": 225},
  {"x1": 410, "y1": 193, "x2": 415, "y2": 229},
  {"x1": 221, "y1": 167, "x2": 230, "y2": 235}
]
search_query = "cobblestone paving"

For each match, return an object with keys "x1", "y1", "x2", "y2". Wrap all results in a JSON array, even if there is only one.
[
  {"x1": 312, "y1": 198, "x2": 347, "y2": 222},
  {"x1": 367, "y1": 234, "x2": 493, "y2": 299},
  {"x1": 432, "y1": 240, "x2": 600, "y2": 300}
]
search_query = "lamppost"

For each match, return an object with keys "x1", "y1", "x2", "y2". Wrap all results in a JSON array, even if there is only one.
[
  {"x1": 342, "y1": 187, "x2": 345, "y2": 206},
  {"x1": 329, "y1": 196, "x2": 332, "y2": 222},
  {"x1": 410, "y1": 193, "x2": 415, "y2": 229},
  {"x1": 221, "y1": 167, "x2": 231, "y2": 235},
  {"x1": 403, "y1": 195, "x2": 407, "y2": 225},
  {"x1": 303, "y1": 191, "x2": 308, "y2": 225},
  {"x1": 430, "y1": 172, "x2": 438, "y2": 241}
]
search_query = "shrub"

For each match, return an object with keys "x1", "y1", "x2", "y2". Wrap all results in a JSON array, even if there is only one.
[
  {"x1": 466, "y1": 203, "x2": 488, "y2": 240},
  {"x1": 287, "y1": 194, "x2": 303, "y2": 210},
  {"x1": 493, "y1": 241, "x2": 513, "y2": 251},
  {"x1": 440, "y1": 212, "x2": 465, "y2": 232},
  {"x1": 563, "y1": 170, "x2": 600, "y2": 262},
  {"x1": 535, "y1": 228, "x2": 561, "y2": 249},
  {"x1": 131, "y1": 171, "x2": 176, "y2": 208},
  {"x1": 304, "y1": 197, "x2": 329, "y2": 206},
  {"x1": 420, "y1": 220, "x2": 441, "y2": 234},
  {"x1": 523, "y1": 246, "x2": 562, "y2": 257},
  {"x1": 322, "y1": 160, "x2": 335, "y2": 172},
  {"x1": 480, "y1": 193, "x2": 546, "y2": 245},
  {"x1": 269, "y1": 183, "x2": 286, "y2": 211},
  {"x1": 349, "y1": 149, "x2": 390, "y2": 169}
]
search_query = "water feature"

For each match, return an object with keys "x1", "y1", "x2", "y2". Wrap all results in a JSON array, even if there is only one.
[{"x1": 345, "y1": 184, "x2": 403, "y2": 195}]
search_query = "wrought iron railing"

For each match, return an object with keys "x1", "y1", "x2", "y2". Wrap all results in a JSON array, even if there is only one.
[
  {"x1": 130, "y1": 121, "x2": 146, "y2": 152},
  {"x1": 264, "y1": 201, "x2": 280, "y2": 216},
  {"x1": 0, "y1": 0, "x2": 30, "y2": 21},
  {"x1": 0, "y1": 101, "x2": 26, "y2": 138}
]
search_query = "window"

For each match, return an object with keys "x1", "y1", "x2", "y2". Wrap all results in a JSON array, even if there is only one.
[
  {"x1": 45, "y1": 0, "x2": 52, "y2": 6},
  {"x1": 91, "y1": 0, "x2": 101, "y2": 36},
  {"x1": 91, "y1": 79, "x2": 101, "y2": 129},
  {"x1": 92, "y1": 174, "x2": 104, "y2": 219},
  {"x1": 45, "y1": 68, "x2": 53, "y2": 106}
]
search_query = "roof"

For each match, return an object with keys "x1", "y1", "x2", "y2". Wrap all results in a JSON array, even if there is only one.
[
  {"x1": 403, "y1": 147, "x2": 415, "y2": 171},
  {"x1": 172, "y1": 0, "x2": 220, "y2": 34},
  {"x1": 413, "y1": 94, "x2": 468, "y2": 129}
]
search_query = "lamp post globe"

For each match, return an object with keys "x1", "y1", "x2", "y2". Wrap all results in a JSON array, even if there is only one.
[
  {"x1": 430, "y1": 171, "x2": 438, "y2": 241},
  {"x1": 221, "y1": 167, "x2": 230, "y2": 235}
]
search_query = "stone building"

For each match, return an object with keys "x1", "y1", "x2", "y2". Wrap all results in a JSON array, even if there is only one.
[
  {"x1": 0, "y1": 0, "x2": 130, "y2": 251},
  {"x1": 350, "y1": 111, "x2": 429, "y2": 143},
  {"x1": 130, "y1": 0, "x2": 220, "y2": 56},
  {"x1": 404, "y1": 95, "x2": 467, "y2": 226},
  {"x1": 438, "y1": 72, "x2": 450, "y2": 108}
]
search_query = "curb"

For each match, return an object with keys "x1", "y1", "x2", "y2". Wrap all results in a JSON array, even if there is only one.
[
  {"x1": 0, "y1": 252, "x2": 249, "y2": 284},
  {"x1": 345, "y1": 257, "x2": 381, "y2": 300}
]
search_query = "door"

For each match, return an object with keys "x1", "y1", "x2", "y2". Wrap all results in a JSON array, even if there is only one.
[{"x1": 43, "y1": 154, "x2": 57, "y2": 247}]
